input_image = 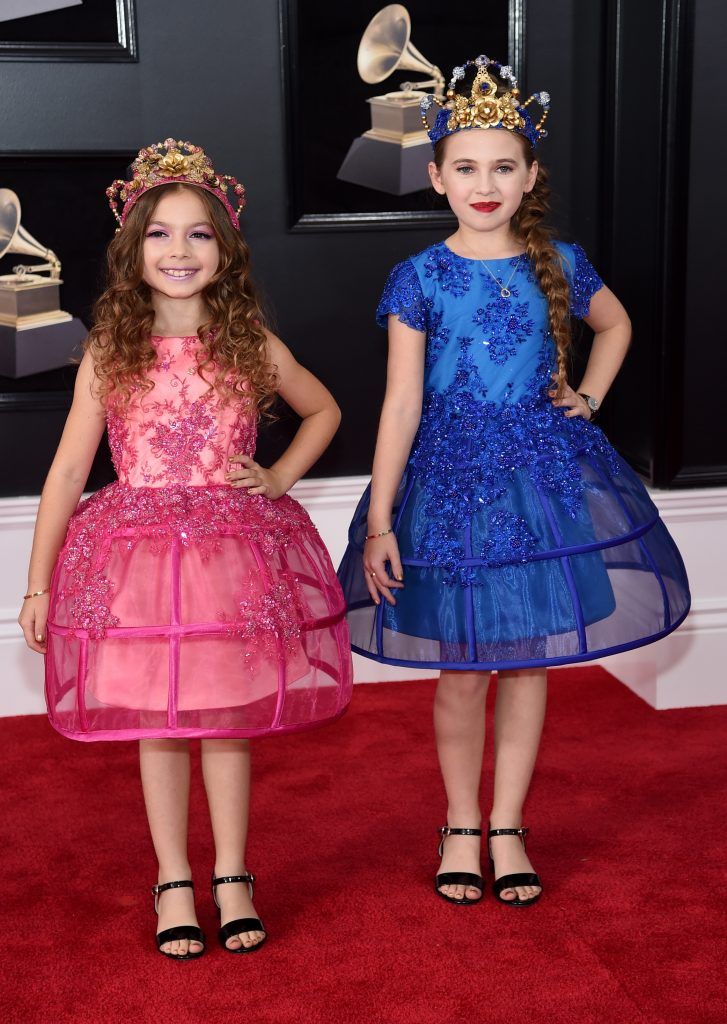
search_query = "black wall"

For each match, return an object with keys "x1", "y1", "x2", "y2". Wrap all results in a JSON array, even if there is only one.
[
  {"x1": 598, "y1": 0, "x2": 726, "y2": 486},
  {"x1": 0, "y1": 0, "x2": 723, "y2": 495}
]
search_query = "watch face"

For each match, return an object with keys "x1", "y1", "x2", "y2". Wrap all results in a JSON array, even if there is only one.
[{"x1": 588, "y1": 397, "x2": 598, "y2": 411}]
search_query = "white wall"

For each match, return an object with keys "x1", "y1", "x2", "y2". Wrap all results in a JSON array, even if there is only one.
[
  {"x1": 598, "y1": 487, "x2": 727, "y2": 709},
  {"x1": 2, "y1": 479, "x2": 724, "y2": 716}
]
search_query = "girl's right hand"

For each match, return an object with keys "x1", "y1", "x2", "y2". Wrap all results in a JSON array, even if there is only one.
[
  {"x1": 363, "y1": 533, "x2": 405, "y2": 606},
  {"x1": 18, "y1": 595, "x2": 49, "y2": 654}
]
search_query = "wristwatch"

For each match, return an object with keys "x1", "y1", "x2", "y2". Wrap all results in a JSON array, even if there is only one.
[{"x1": 578, "y1": 393, "x2": 600, "y2": 419}]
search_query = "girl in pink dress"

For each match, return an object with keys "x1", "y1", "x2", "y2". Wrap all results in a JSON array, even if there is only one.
[{"x1": 18, "y1": 140, "x2": 353, "y2": 960}]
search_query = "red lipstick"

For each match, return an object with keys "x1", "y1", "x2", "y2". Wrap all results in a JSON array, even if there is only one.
[{"x1": 471, "y1": 202, "x2": 501, "y2": 213}]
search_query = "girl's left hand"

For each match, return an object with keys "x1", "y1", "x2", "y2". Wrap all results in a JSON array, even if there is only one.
[
  {"x1": 226, "y1": 455, "x2": 285, "y2": 499},
  {"x1": 548, "y1": 374, "x2": 592, "y2": 420}
]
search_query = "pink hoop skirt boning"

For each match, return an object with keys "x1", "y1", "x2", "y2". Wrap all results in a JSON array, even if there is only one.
[{"x1": 45, "y1": 336, "x2": 353, "y2": 741}]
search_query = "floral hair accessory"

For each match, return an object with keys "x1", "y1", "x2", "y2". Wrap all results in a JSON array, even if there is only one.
[
  {"x1": 420, "y1": 55, "x2": 550, "y2": 149},
  {"x1": 105, "y1": 139, "x2": 247, "y2": 229}
]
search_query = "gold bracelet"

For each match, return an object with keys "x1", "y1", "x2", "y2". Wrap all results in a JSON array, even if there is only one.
[
  {"x1": 365, "y1": 528, "x2": 393, "y2": 540},
  {"x1": 23, "y1": 587, "x2": 50, "y2": 600}
]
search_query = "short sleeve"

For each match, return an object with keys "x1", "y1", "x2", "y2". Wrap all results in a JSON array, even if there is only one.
[
  {"x1": 568, "y1": 242, "x2": 604, "y2": 319},
  {"x1": 375, "y1": 259, "x2": 428, "y2": 331}
]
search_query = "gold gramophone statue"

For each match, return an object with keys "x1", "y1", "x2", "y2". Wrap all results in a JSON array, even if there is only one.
[
  {"x1": 337, "y1": 4, "x2": 445, "y2": 195},
  {"x1": 0, "y1": 188, "x2": 86, "y2": 377}
]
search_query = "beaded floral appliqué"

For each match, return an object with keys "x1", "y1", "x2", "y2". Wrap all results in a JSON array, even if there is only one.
[
  {"x1": 222, "y1": 575, "x2": 302, "y2": 666},
  {"x1": 145, "y1": 389, "x2": 223, "y2": 484},
  {"x1": 567, "y1": 242, "x2": 603, "y2": 318},
  {"x1": 376, "y1": 259, "x2": 430, "y2": 331},
  {"x1": 425, "y1": 309, "x2": 452, "y2": 368},
  {"x1": 422, "y1": 243, "x2": 472, "y2": 298},
  {"x1": 472, "y1": 282, "x2": 534, "y2": 366}
]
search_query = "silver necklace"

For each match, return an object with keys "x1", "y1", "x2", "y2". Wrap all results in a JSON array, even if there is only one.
[{"x1": 480, "y1": 255, "x2": 523, "y2": 298}]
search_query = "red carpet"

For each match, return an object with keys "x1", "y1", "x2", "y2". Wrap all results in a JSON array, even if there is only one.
[{"x1": 1, "y1": 667, "x2": 725, "y2": 1024}]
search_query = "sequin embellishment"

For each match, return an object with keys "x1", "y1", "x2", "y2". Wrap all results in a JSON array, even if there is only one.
[
  {"x1": 376, "y1": 259, "x2": 430, "y2": 331},
  {"x1": 569, "y1": 242, "x2": 604, "y2": 318}
]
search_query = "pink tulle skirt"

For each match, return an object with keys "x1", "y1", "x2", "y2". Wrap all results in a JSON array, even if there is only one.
[{"x1": 45, "y1": 483, "x2": 353, "y2": 741}]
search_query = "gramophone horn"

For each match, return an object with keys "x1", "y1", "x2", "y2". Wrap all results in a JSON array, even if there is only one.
[
  {"x1": 0, "y1": 189, "x2": 21, "y2": 260},
  {"x1": 357, "y1": 4, "x2": 443, "y2": 90},
  {"x1": 0, "y1": 188, "x2": 60, "y2": 277}
]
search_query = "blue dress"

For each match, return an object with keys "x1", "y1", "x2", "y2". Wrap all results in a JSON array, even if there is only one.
[{"x1": 337, "y1": 241, "x2": 690, "y2": 670}]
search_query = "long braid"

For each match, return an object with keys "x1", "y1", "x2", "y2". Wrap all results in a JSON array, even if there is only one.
[{"x1": 511, "y1": 166, "x2": 572, "y2": 395}]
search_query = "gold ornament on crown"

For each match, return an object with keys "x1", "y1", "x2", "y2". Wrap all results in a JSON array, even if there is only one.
[{"x1": 447, "y1": 65, "x2": 524, "y2": 133}]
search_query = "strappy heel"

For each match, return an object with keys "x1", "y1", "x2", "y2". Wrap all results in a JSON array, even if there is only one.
[
  {"x1": 211, "y1": 873, "x2": 267, "y2": 954},
  {"x1": 151, "y1": 880, "x2": 205, "y2": 960},
  {"x1": 488, "y1": 827, "x2": 542, "y2": 907},
  {"x1": 434, "y1": 826, "x2": 484, "y2": 905}
]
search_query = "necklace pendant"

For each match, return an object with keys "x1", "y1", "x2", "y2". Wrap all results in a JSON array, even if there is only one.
[{"x1": 500, "y1": 287, "x2": 511, "y2": 298}]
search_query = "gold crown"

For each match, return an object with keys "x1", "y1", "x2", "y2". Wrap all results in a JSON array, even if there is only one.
[
  {"x1": 106, "y1": 139, "x2": 246, "y2": 229},
  {"x1": 421, "y1": 57, "x2": 550, "y2": 147}
]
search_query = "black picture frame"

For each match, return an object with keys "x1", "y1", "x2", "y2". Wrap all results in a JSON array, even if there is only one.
[
  {"x1": 0, "y1": 0, "x2": 137, "y2": 62},
  {"x1": 280, "y1": 0, "x2": 526, "y2": 232},
  {"x1": 0, "y1": 150, "x2": 136, "y2": 496}
]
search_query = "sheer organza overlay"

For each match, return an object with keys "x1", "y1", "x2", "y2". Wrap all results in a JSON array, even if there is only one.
[
  {"x1": 46, "y1": 337, "x2": 352, "y2": 740},
  {"x1": 337, "y1": 243, "x2": 690, "y2": 670}
]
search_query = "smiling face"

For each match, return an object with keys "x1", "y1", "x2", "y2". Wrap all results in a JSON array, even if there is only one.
[
  {"x1": 142, "y1": 186, "x2": 220, "y2": 298},
  {"x1": 429, "y1": 129, "x2": 538, "y2": 237}
]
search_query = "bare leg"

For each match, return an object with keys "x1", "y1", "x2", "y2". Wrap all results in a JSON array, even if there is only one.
[
  {"x1": 201, "y1": 738, "x2": 265, "y2": 950},
  {"x1": 139, "y1": 738, "x2": 202, "y2": 956},
  {"x1": 433, "y1": 669, "x2": 492, "y2": 900},
  {"x1": 488, "y1": 668, "x2": 547, "y2": 901}
]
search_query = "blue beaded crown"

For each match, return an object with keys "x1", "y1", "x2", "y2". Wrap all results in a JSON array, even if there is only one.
[{"x1": 420, "y1": 55, "x2": 550, "y2": 149}]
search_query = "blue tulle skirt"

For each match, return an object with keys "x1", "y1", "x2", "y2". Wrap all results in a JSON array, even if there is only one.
[{"x1": 337, "y1": 446, "x2": 690, "y2": 671}]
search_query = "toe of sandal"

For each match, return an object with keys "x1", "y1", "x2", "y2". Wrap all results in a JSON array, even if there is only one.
[
  {"x1": 218, "y1": 917, "x2": 267, "y2": 954},
  {"x1": 492, "y1": 872, "x2": 542, "y2": 907},
  {"x1": 435, "y1": 872, "x2": 484, "y2": 905},
  {"x1": 156, "y1": 925, "x2": 206, "y2": 959}
]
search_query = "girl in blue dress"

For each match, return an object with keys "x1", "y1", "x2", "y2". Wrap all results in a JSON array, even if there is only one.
[{"x1": 337, "y1": 57, "x2": 690, "y2": 907}]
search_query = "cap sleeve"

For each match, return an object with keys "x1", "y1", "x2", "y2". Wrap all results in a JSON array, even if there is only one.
[
  {"x1": 375, "y1": 259, "x2": 428, "y2": 331},
  {"x1": 568, "y1": 242, "x2": 604, "y2": 319}
]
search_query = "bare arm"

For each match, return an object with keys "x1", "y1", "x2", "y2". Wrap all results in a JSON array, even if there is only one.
[
  {"x1": 363, "y1": 315, "x2": 426, "y2": 605},
  {"x1": 550, "y1": 285, "x2": 632, "y2": 418},
  {"x1": 227, "y1": 330, "x2": 341, "y2": 497},
  {"x1": 18, "y1": 350, "x2": 107, "y2": 652}
]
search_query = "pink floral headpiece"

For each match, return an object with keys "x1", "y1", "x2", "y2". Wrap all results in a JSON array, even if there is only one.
[{"x1": 106, "y1": 139, "x2": 246, "y2": 230}]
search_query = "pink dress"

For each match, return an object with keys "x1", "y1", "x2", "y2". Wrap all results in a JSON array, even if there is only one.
[{"x1": 45, "y1": 336, "x2": 353, "y2": 741}]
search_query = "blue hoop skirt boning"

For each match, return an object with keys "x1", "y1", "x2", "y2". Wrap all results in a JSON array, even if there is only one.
[{"x1": 337, "y1": 242, "x2": 690, "y2": 670}]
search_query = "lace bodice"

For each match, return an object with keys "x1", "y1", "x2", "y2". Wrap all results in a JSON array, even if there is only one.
[
  {"x1": 377, "y1": 240, "x2": 603, "y2": 407},
  {"x1": 106, "y1": 336, "x2": 256, "y2": 487}
]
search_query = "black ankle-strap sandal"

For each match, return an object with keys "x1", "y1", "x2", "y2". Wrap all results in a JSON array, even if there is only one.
[
  {"x1": 488, "y1": 827, "x2": 542, "y2": 907},
  {"x1": 151, "y1": 879, "x2": 205, "y2": 960},
  {"x1": 435, "y1": 827, "x2": 484, "y2": 905},
  {"x1": 211, "y1": 873, "x2": 267, "y2": 954}
]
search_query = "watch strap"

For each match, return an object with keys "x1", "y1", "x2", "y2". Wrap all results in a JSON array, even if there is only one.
[{"x1": 578, "y1": 393, "x2": 599, "y2": 419}]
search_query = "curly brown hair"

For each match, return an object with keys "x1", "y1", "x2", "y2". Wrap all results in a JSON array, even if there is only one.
[
  {"x1": 433, "y1": 76, "x2": 573, "y2": 395},
  {"x1": 85, "y1": 182, "x2": 278, "y2": 412}
]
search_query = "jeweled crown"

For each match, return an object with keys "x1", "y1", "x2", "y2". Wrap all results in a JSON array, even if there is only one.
[
  {"x1": 105, "y1": 139, "x2": 247, "y2": 230},
  {"x1": 420, "y1": 56, "x2": 550, "y2": 149}
]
